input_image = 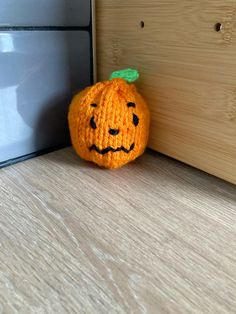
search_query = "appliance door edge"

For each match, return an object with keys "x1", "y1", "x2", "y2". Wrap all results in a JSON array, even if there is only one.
[{"x1": 91, "y1": 0, "x2": 97, "y2": 83}]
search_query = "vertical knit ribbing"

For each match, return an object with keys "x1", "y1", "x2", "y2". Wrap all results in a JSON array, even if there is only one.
[{"x1": 68, "y1": 78, "x2": 150, "y2": 169}]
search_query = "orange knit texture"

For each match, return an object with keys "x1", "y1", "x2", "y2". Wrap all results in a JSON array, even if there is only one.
[{"x1": 68, "y1": 78, "x2": 150, "y2": 169}]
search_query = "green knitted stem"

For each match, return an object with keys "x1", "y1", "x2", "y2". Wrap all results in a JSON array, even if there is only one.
[{"x1": 109, "y1": 68, "x2": 139, "y2": 83}]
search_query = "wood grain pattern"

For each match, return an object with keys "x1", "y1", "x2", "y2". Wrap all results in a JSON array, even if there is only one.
[
  {"x1": 96, "y1": 0, "x2": 236, "y2": 184},
  {"x1": 0, "y1": 148, "x2": 236, "y2": 313}
]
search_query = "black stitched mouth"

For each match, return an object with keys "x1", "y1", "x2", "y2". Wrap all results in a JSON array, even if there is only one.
[{"x1": 89, "y1": 143, "x2": 135, "y2": 155}]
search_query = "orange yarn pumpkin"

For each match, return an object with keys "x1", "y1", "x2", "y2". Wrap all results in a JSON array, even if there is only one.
[{"x1": 68, "y1": 69, "x2": 150, "y2": 169}]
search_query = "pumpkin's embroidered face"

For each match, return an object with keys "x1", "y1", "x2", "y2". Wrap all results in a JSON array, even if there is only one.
[{"x1": 68, "y1": 78, "x2": 150, "y2": 169}]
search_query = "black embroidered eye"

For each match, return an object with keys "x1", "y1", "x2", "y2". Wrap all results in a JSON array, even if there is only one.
[
  {"x1": 133, "y1": 114, "x2": 139, "y2": 127},
  {"x1": 127, "y1": 102, "x2": 136, "y2": 108},
  {"x1": 90, "y1": 116, "x2": 97, "y2": 129},
  {"x1": 91, "y1": 103, "x2": 97, "y2": 108}
]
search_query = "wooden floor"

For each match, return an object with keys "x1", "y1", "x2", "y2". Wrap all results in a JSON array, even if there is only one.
[{"x1": 0, "y1": 148, "x2": 236, "y2": 314}]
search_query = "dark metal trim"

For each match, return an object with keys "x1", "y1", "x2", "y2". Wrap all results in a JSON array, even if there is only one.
[
  {"x1": 0, "y1": 144, "x2": 71, "y2": 169},
  {"x1": 0, "y1": 26, "x2": 90, "y2": 31}
]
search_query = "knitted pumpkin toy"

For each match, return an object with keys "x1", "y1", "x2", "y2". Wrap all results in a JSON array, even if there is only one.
[{"x1": 68, "y1": 69, "x2": 150, "y2": 169}]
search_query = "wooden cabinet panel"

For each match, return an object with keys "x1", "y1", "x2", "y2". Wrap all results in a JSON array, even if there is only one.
[{"x1": 96, "y1": 0, "x2": 236, "y2": 184}]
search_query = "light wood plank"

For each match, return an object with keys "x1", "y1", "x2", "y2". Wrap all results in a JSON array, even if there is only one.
[
  {"x1": 96, "y1": 0, "x2": 236, "y2": 184},
  {"x1": 0, "y1": 148, "x2": 236, "y2": 313}
]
